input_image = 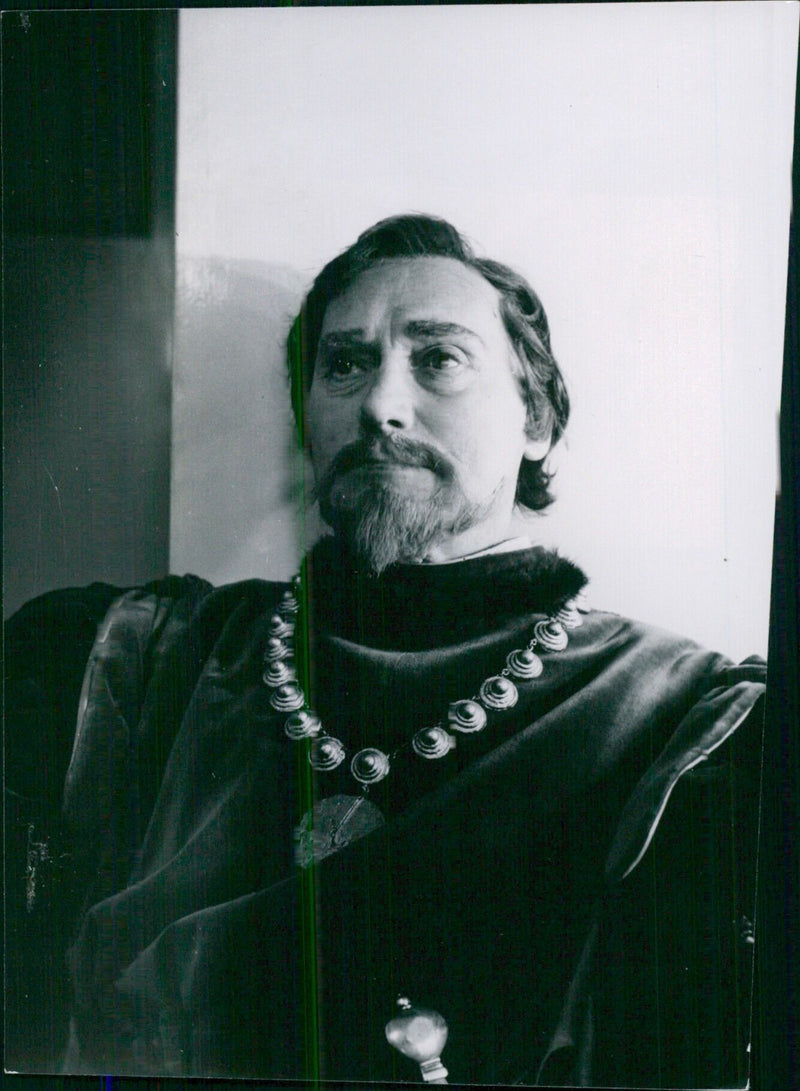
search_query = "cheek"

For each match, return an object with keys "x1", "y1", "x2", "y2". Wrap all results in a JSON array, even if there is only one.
[
  {"x1": 435, "y1": 422, "x2": 523, "y2": 498},
  {"x1": 455, "y1": 390, "x2": 528, "y2": 477},
  {"x1": 306, "y1": 393, "x2": 354, "y2": 467},
  {"x1": 306, "y1": 386, "x2": 331, "y2": 441},
  {"x1": 304, "y1": 393, "x2": 327, "y2": 464}
]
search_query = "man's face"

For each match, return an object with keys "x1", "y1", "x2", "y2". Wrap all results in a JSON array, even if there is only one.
[{"x1": 305, "y1": 256, "x2": 549, "y2": 569}]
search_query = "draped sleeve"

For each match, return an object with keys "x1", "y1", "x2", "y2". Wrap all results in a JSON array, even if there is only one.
[{"x1": 3, "y1": 576, "x2": 211, "y2": 1071}]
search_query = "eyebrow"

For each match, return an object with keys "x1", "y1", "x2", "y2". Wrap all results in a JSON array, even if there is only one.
[
  {"x1": 404, "y1": 320, "x2": 485, "y2": 345},
  {"x1": 317, "y1": 330, "x2": 369, "y2": 352},
  {"x1": 317, "y1": 321, "x2": 485, "y2": 353}
]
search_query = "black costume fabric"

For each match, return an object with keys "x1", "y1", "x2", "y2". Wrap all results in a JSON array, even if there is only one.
[{"x1": 5, "y1": 541, "x2": 765, "y2": 1086}]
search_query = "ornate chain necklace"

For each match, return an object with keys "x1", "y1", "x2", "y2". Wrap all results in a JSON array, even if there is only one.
[
  {"x1": 265, "y1": 576, "x2": 584, "y2": 864},
  {"x1": 262, "y1": 573, "x2": 586, "y2": 866},
  {"x1": 264, "y1": 575, "x2": 585, "y2": 783}
]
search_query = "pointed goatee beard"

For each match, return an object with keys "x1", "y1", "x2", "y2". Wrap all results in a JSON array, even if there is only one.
[
  {"x1": 316, "y1": 436, "x2": 488, "y2": 574},
  {"x1": 322, "y1": 479, "x2": 487, "y2": 574}
]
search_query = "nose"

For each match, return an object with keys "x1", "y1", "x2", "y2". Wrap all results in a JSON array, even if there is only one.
[{"x1": 359, "y1": 356, "x2": 415, "y2": 435}]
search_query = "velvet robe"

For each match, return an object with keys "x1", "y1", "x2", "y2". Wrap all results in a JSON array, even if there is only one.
[{"x1": 5, "y1": 541, "x2": 765, "y2": 1086}]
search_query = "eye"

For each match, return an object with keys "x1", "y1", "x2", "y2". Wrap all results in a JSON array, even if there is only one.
[
  {"x1": 417, "y1": 347, "x2": 465, "y2": 372},
  {"x1": 319, "y1": 351, "x2": 368, "y2": 382}
]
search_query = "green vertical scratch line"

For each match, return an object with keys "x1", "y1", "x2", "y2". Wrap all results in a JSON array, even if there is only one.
[
  {"x1": 299, "y1": 826, "x2": 321, "y2": 1085},
  {"x1": 297, "y1": 552, "x2": 321, "y2": 1084},
  {"x1": 289, "y1": 284, "x2": 322, "y2": 1083}
]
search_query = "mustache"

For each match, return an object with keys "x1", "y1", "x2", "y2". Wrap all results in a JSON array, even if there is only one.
[
  {"x1": 316, "y1": 436, "x2": 456, "y2": 499},
  {"x1": 320, "y1": 436, "x2": 451, "y2": 484}
]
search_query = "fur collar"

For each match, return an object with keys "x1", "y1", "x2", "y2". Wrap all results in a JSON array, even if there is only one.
[{"x1": 303, "y1": 535, "x2": 588, "y2": 650}]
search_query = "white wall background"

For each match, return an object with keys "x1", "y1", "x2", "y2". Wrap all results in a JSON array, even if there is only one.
[{"x1": 172, "y1": 2, "x2": 797, "y2": 660}]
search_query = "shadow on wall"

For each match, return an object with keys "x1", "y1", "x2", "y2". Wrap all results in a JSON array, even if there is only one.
[
  {"x1": 170, "y1": 256, "x2": 325, "y2": 586},
  {"x1": 3, "y1": 9, "x2": 177, "y2": 619},
  {"x1": 4, "y1": 237, "x2": 174, "y2": 618}
]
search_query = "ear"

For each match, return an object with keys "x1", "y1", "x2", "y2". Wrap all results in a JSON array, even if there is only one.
[{"x1": 523, "y1": 430, "x2": 552, "y2": 462}]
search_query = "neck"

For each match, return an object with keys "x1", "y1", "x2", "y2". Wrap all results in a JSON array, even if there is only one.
[
  {"x1": 418, "y1": 534, "x2": 532, "y2": 565},
  {"x1": 414, "y1": 512, "x2": 523, "y2": 564}
]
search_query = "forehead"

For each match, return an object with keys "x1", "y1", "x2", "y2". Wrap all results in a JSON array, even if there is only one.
[{"x1": 319, "y1": 257, "x2": 505, "y2": 339}]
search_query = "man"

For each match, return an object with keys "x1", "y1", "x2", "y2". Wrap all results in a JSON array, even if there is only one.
[{"x1": 5, "y1": 215, "x2": 765, "y2": 1086}]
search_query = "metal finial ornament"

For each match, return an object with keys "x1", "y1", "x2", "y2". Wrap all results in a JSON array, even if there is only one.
[
  {"x1": 479, "y1": 674, "x2": 519, "y2": 711},
  {"x1": 412, "y1": 726, "x2": 456, "y2": 760},
  {"x1": 308, "y1": 735, "x2": 346, "y2": 771},
  {"x1": 264, "y1": 635, "x2": 290, "y2": 662},
  {"x1": 506, "y1": 647, "x2": 544, "y2": 680},
  {"x1": 278, "y1": 590, "x2": 300, "y2": 616},
  {"x1": 555, "y1": 602, "x2": 583, "y2": 630},
  {"x1": 533, "y1": 618, "x2": 568, "y2": 651},
  {"x1": 350, "y1": 747, "x2": 391, "y2": 785},
  {"x1": 385, "y1": 997, "x2": 449, "y2": 1084},
  {"x1": 267, "y1": 613, "x2": 294, "y2": 639},
  {"x1": 262, "y1": 659, "x2": 296, "y2": 688},
  {"x1": 269, "y1": 681, "x2": 305, "y2": 712},
  {"x1": 447, "y1": 699, "x2": 487, "y2": 734},
  {"x1": 284, "y1": 710, "x2": 322, "y2": 740}
]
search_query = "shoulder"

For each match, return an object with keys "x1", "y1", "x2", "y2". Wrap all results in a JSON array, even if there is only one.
[
  {"x1": 4, "y1": 574, "x2": 289, "y2": 750},
  {"x1": 5, "y1": 573, "x2": 289, "y2": 645},
  {"x1": 576, "y1": 605, "x2": 766, "y2": 683},
  {"x1": 558, "y1": 606, "x2": 766, "y2": 809}
]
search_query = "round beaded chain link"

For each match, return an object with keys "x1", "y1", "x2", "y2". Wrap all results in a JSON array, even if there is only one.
[{"x1": 262, "y1": 575, "x2": 585, "y2": 791}]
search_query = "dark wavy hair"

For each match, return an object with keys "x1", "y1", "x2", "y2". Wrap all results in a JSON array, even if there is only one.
[{"x1": 287, "y1": 214, "x2": 569, "y2": 512}]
